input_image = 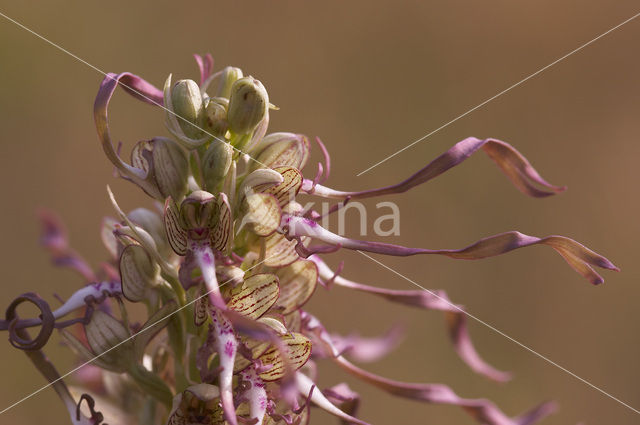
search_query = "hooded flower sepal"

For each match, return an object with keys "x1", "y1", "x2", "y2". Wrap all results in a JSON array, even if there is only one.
[
  {"x1": 129, "y1": 137, "x2": 190, "y2": 201},
  {"x1": 249, "y1": 132, "x2": 310, "y2": 171},
  {"x1": 166, "y1": 383, "x2": 224, "y2": 425},
  {"x1": 164, "y1": 191, "x2": 232, "y2": 256},
  {"x1": 164, "y1": 191, "x2": 233, "y2": 306}
]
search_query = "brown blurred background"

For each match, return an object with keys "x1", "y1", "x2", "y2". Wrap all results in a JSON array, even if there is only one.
[{"x1": 1, "y1": 1, "x2": 639, "y2": 424}]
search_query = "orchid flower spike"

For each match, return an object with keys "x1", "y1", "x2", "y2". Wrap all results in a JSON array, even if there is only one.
[{"x1": 0, "y1": 53, "x2": 618, "y2": 425}]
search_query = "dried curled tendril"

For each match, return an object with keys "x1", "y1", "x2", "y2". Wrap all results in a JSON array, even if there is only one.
[
  {"x1": 2, "y1": 291, "x2": 107, "y2": 351},
  {"x1": 5, "y1": 293, "x2": 55, "y2": 351},
  {"x1": 76, "y1": 394, "x2": 106, "y2": 425}
]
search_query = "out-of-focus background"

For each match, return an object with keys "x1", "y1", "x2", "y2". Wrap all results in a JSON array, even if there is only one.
[{"x1": 0, "y1": 1, "x2": 639, "y2": 424}]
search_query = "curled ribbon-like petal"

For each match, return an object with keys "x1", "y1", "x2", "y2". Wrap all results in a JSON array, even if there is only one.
[
  {"x1": 287, "y1": 216, "x2": 618, "y2": 285},
  {"x1": 303, "y1": 137, "x2": 566, "y2": 199},
  {"x1": 335, "y1": 356, "x2": 556, "y2": 425},
  {"x1": 94, "y1": 72, "x2": 164, "y2": 197},
  {"x1": 311, "y1": 255, "x2": 510, "y2": 381}
]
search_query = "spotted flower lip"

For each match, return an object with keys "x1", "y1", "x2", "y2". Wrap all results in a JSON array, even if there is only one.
[{"x1": 1, "y1": 53, "x2": 619, "y2": 425}]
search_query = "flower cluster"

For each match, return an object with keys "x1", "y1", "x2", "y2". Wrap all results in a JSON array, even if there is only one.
[{"x1": 1, "y1": 54, "x2": 618, "y2": 425}]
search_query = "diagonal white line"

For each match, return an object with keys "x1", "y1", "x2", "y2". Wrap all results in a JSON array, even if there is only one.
[
  {"x1": 356, "y1": 11, "x2": 640, "y2": 176},
  {"x1": 0, "y1": 253, "x2": 275, "y2": 416},
  {"x1": 0, "y1": 10, "x2": 269, "y2": 169},
  {"x1": 357, "y1": 250, "x2": 640, "y2": 415}
]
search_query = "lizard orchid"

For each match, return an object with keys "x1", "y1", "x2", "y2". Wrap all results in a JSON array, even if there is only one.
[{"x1": 0, "y1": 53, "x2": 617, "y2": 425}]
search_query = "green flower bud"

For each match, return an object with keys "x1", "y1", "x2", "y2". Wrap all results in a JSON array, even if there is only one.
[
  {"x1": 204, "y1": 96, "x2": 229, "y2": 136},
  {"x1": 119, "y1": 244, "x2": 159, "y2": 302},
  {"x1": 201, "y1": 140, "x2": 233, "y2": 191},
  {"x1": 171, "y1": 79, "x2": 205, "y2": 139},
  {"x1": 85, "y1": 311, "x2": 135, "y2": 373},
  {"x1": 216, "y1": 66, "x2": 243, "y2": 98},
  {"x1": 227, "y1": 76, "x2": 269, "y2": 135}
]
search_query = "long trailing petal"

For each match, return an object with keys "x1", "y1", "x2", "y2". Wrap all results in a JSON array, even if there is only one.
[
  {"x1": 302, "y1": 311, "x2": 552, "y2": 425},
  {"x1": 240, "y1": 365, "x2": 268, "y2": 425},
  {"x1": 194, "y1": 244, "x2": 225, "y2": 308},
  {"x1": 302, "y1": 137, "x2": 566, "y2": 199},
  {"x1": 329, "y1": 324, "x2": 406, "y2": 364},
  {"x1": 287, "y1": 216, "x2": 618, "y2": 285},
  {"x1": 39, "y1": 210, "x2": 96, "y2": 282},
  {"x1": 335, "y1": 356, "x2": 556, "y2": 425},
  {"x1": 210, "y1": 308, "x2": 239, "y2": 425},
  {"x1": 311, "y1": 255, "x2": 510, "y2": 381},
  {"x1": 295, "y1": 372, "x2": 370, "y2": 425},
  {"x1": 322, "y1": 383, "x2": 361, "y2": 425},
  {"x1": 94, "y1": 73, "x2": 164, "y2": 197}
]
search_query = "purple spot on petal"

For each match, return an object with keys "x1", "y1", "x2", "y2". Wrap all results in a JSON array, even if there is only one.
[
  {"x1": 224, "y1": 340, "x2": 235, "y2": 358},
  {"x1": 203, "y1": 251, "x2": 213, "y2": 265}
]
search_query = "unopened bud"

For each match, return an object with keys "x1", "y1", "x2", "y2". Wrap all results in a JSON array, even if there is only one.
[
  {"x1": 120, "y1": 244, "x2": 159, "y2": 302},
  {"x1": 171, "y1": 79, "x2": 205, "y2": 139},
  {"x1": 204, "y1": 97, "x2": 229, "y2": 136},
  {"x1": 85, "y1": 311, "x2": 134, "y2": 373},
  {"x1": 216, "y1": 66, "x2": 243, "y2": 98},
  {"x1": 201, "y1": 140, "x2": 233, "y2": 191},
  {"x1": 227, "y1": 76, "x2": 268, "y2": 135}
]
